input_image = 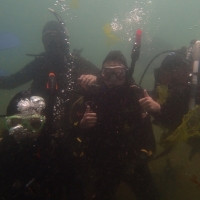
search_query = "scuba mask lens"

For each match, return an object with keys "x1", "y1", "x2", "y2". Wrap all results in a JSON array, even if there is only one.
[
  {"x1": 29, "y1": 116, "x2": 45, "y2": 132},
  {"x1": 101, "y1": 67, "x2": 126, "y2": 80},
  {"x1": 6, "y1": 115, "x2": 23, "y2": 130}
]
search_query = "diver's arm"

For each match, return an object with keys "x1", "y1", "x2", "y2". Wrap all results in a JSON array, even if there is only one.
[
  {"x1": 0, "y1": 60, "x2": 37, "y2": 89},
  {"x1": 131, "y1": 87, "x2": 156, "y2": 156},
  {"x1": 140, "y1": 114, "x2": 156, "y2": 155}
]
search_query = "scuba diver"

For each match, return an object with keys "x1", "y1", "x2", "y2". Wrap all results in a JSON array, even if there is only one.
[
  {"x1": 0, "y1": 9, "x2": 99, "y2": 96},
  {"x1": 140, "y1": 45, "x2": 191, "y2": 136},
  {"x1": 0, "y1": 90, "x2": 85, "y2": 199},
  {"x1": 0, "y1": 90, "x2": 45, "y2": 199},
  {"x1": 0, "y1": 9, "x2": 98, "y2": 199},
  {"x1": 139, "y1": 39, "x2": 200, "y2": 160},
  {"x1": 70, "y1": 50, "x2": 159, "y2": 200},
  {"x1": 0, "y1": 9, "x2": 99, "y2": 137}
]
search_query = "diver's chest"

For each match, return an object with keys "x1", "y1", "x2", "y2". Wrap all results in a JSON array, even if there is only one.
[{"x1": 94, "y1": 97, "x2": 140, "y2": 123}]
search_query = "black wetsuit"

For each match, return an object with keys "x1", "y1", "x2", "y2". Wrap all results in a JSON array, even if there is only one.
[
  {"x1": 70, "y1": 83, "x2": 159, "y2": 200},
  {"x1": 0, "y1": 51, "x2": 99, "y2": 199}
]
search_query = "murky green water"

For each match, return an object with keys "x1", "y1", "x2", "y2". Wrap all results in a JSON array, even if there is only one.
[{"x1": 0, "y1": 0, "x2": 200, "y2": 199}]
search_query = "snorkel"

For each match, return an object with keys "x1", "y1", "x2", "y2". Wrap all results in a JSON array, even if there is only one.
[
  {"x1": 129, "y1": 29, "x2": 142, "y2": 76},
  {"x1": 48, "y1": 8, "x2": 70, "y2": 56}
]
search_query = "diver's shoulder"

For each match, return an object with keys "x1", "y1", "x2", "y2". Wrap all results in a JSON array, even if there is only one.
[
  {"x1": 71, "y1": 49, "x2": 99, "y2": 73},
  {"x1": 166, "y1": 51, "x2": 185, "y2": 60},
  {"x1": 167, "y1": 52, "x2": 176, "y2": 56}
]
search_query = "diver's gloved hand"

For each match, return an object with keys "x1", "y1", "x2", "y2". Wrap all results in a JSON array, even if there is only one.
[
  {"x1": 139, "y1": 90, "x2": 161, "y2": 113},
  {"x1": 77, "y1": 75, "x2": 97, "y2": 90},
  {"x1": 80, "y1": 105, "x2": 97, "y2": 129}
]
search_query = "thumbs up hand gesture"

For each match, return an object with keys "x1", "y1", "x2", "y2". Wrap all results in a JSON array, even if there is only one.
[
  {"x1": 139, "y1": 90, "x2": 161, "y2": 113},
  {"x1": 80, "y1": 105, "x2": 97, "y2": 129}
]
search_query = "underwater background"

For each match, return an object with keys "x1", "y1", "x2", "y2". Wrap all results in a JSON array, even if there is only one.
[{"x1": 0, "y1": 0, "x2": 200, "y2": 199}]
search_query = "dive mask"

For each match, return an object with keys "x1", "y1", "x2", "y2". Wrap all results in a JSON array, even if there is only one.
[
  {"x1": 6, "y1": 96, "x2": 46, "y2": 141},
  {"x1": 42, "y1": 30, "x2": 63, "y2": 51},
  {"x1": 101, "y1": 66, "x2": 126, "y2": 81},
  {"x1": 6, "y1": 114, "x2": 46, "y2": 141}
]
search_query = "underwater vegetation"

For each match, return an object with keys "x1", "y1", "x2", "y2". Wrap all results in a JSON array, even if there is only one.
[
  {"x1": 103, "y1": 23, "x2": 120, "y2": 46},
  {"x1": 164, "y1": 105, "x2": 200, "y2": 146},
  {"x1": 156, "y1": 85, "x2": 169, "y2": 105},
  {"x1": 69, "y1": 0, "x2": 81, "y2": 9}
]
